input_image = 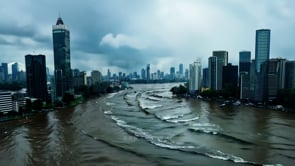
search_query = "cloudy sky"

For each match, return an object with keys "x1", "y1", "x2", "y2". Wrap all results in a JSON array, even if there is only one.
[{"x1": 0, "y1": 0, "x2": 294, "y2": 75}]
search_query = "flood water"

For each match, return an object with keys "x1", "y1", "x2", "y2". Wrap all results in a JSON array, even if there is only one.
[{"x1": 0, "y1": 83, "x2": 294, "y2": 166}]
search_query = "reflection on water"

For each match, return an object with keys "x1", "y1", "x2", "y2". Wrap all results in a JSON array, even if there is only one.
[{"x1": 0, "y1": 83, "x2": 294, "y2": 166}]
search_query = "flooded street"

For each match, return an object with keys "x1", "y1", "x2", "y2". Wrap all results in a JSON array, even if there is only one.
[{"x1": 0, "y1": 83, "x2": 294, "y2": 166}]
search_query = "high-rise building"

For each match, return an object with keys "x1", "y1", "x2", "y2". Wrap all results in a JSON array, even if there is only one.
[
  {"x1": 253, "y1": 29, "x2": 271, "y2": 102},
  {"x1": 255, "y1": 29, "x2": 271, "y2": 72},
  {"x1": 222, "y1": 64, "x2": 238, "y2": 96},
  {"x1": 261, "y1": 58, "x2": 286, "y2": 101},
  {"x1": 12, "y1": 62, "x2": 19, "y2": 81},
  {"x1": 141, "y1": 68, "x2": 146, "y2": 80},
  {"x1": 170, "y1": 67, "x2": 175, "y2": 80},
  {"x1": 91, "y1": 70, "x2": 102, "y2": 84},
  {"x1": 1, "y1": 63, "x2": 8, "y2": 81},
  {"x1": 208, "y1": 56, "x2": 218, "y2": 90},
  {"x1": 239, "y1": 51, "x2": 251, "y2": 73},
  {"x1": 25, "y1": 54, "x2": 48, "y2": 101},
  {"x1": 285, "y1": 61, "x2": 295, "y2": 89},
  {"x1": 202, "y1": 68, "x2": 209, "y2": 88},
  {"x1": 189, "y1": 59, "x2": 202, "y2": 93},
  {"x1": 213, "y1": 51, "x2": 228, "y2": 90},
  {"x1": 52, "y1": 17, "x2": 72, "y2": 98},
  {"x1": 239, "y1": 51, "x2": 251, "y2": 99},
  {"x1": 179, "y1": 64, "x2": 183, "y2": 75},
  {"x1": 146, "y1": 64, "x2": 150, "y2": 81}
]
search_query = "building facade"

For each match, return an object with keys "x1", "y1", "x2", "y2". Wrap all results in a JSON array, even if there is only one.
[
  {"x1": 25, "y1": 54, "x2": 48, "y2": 101},
  {"x1": 239, "y1": 51, "x2": 251, "y2": 99},
  {"x1": 255, "y1": 29, "x2": 271, "y2": 72},
  {"x1": 208, "y1": 56, "x2": 218, "y2": 90},
  {"x1": 0, "y1": 91, "x2": 13, "y2": 113},
  {"x1": 213, "y1": 51, "x2": 228, "y2": 90},
  {"x1": 52, "y1": 17, "x2": 72, "y2": 98},
  {"x1": 285, "y1": 61, "x2": 295, "y2": 89},
  {"x1": 189, "y1": 59, "x2": 202, "y2": 93}
]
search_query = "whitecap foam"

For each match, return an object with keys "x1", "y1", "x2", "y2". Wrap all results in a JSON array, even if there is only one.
[
  {"x1": 106, "y1": 92, "x2": 118, "y2": 98},
  {"x1": 106, "y1": 102, "x2": 115, "y2": 106},
  {"x1": 189, "y1": 123, "x2": 221, "y2": 134},
  {"x1": 104, "y1": 110, "x2": 113, "y2": 115},
  {"x1": 166, "y1": 116, "x2": 199, "y2": 123},
  {"x1": 205, "y1": 150, "x2": 246, "y2": 163}
]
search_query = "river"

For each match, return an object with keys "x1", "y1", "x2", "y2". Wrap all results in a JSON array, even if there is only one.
[{"x1": 0, "y1": 83, "x2": 294, "y2": 166}]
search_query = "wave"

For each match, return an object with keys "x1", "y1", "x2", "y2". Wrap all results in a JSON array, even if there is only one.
[
  {"x1": 146, "y1": 96, "x2": 162, "y2": 102},
  {"x1": 188, "y1": 126, "x2": 255, "y2": 145},
  {"x1": 166, "y1": 116, "x2": 199, "y2": 123},
  {"x1": 110, "y1": 116, "x2": 257, "y2": 165},
  {"x1": 106, "y1": 102, "x2": 115, "y2": 106}
]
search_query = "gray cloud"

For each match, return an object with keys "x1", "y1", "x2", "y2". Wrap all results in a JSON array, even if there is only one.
[{"x1": 0, "y1": 0, "x2": 294, "y2": 74}]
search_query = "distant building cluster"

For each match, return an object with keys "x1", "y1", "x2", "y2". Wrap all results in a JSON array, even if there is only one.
[{"x1": 189, "y1": 29, "x2": 295, "y2": 103}]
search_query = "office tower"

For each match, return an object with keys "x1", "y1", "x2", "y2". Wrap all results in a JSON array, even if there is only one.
[
  {"x1": 170, "y1": 67, "x2": 175, "y2": 80},
  {"x1": 141, "y1": 68, "x2": 146, "y2": 80},
  {"x1": 25, "y1": 54, "x2": 48, "y2": 101},
  {"x1": 213, "y1": 51, "x2": 228, "y2": 90},
  {"x1": 239, "y1": 51, "x2": 251, "y2": 73},
  {"x1": 0, "y1": 66, "x2": 4, "y2": 82},
  {"x1": 285, "y1": 61, "x2": 295, "y2": 89},
  {"x1": 249, "y1": 60, "x2": 256, "y2": 100},
  {"x1": 52, "y1": 17, "x2": 72, "y2": 98},
  {"x1": 179, "y1": 64, "x2": 183, "y2": 75},
  {"x1": 91, "y1": 70, "x2": 102, "y2": 84},
  {"x1": 185, "y1": 69, "x2": 189, "y2": 81},
  {"x1": 12, "y1": 62, "x2": 19, "y2": 81},
  {"x1": 107, "y1": 69, "x2": 111, "y2": 80},
  {"x1": 208, "y1": 56, "x2": 217, "y2": 90},
  {"x1": 189, "y1": 59, "x2": 202, "y2": 93},
  {"x1": 146, "y1": 64, "x2": 150, "y2": 81},
  {"x1": 239, "y1": 51, "x2": 251, "y2": 99},
  {"x1": 202, "y1": 68, "x2": 209, "y2": 88},
  {"x1": 261, "y1": 58, "x2": 286, "y2": 101},
  {"x1": 222, "y1": 64, "x2": 238, "y2": 96},
  {"x1": 1, "y1": 63, "x2": 8, "y2": 81},
  {"x1": 255, "y1": 29, "x2": 271, "y2": 72},
  {"x1": 254, "y1": 29, "x2": 271, "y2": 102}
]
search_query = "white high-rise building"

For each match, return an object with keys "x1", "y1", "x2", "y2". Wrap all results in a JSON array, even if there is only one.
[{"x1": 189, "y1": 59, "x2": 202, "y2": 93}]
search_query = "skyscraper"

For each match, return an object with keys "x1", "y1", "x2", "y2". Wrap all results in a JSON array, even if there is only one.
[
  {"x1": 179, "y1": 64, "x2": 183, "y2": 75},
  {"x1": 253, "y1": 29, "x2": 271, "y2": 102},
  {"x1": 146, "y1": 64, "x2": 150, "y2": 81},
  {"x1": 52, "y1": 17, "x2": 72, "y2": 98},
  {"x1": 202, "y1": 68, "x2": 209, "y2": 88},
  {"x1": 239, "y1": 51, "x2": 251, "y2": 99},
  {"x1": 239, "y1": 51, "x2": 251, "y2": 73},
  {"x1": 25, "y1": 54, "x2": 48, "y2": 101},
  {"x1": 208, "y1": 56, "x2": 217, "y2": 90},
  {"x1": 1, "y1": 63, "x2": 8, "y2": 81},
  {"x1": 213, "y1": 51, "x2": 228, "y2": 90},
  {"x1": 222, "y1": 63, "x2": 238, "y2": 96},
  {"x1": 12, "y1": 62, "x2": 19, "y2": 81},
  {"x1": 170, "y1": 67, "x2": 175, "y2": 80},
  {"x1": 255, "y1": 29, "x2": 270, "y2": 72},
  {"x1": 285, "y1": 61, "x2": 295, "y2": 89},
  {"x1": 189, "y1": 59, "x2": 202, "y2": 93}
]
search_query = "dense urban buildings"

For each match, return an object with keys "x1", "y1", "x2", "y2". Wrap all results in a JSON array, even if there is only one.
[
  {"x1": 239, "y1": 51, "x2": 251, "y2": 99},
  {"x1": 52, "y1": 17, "x2": 72, "y2": 99},
  {"x1": 25, "y1": 54, "x2": 48, "y2": 101}
]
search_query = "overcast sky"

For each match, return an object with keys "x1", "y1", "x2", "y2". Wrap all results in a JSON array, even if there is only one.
[{"x1": 0, "y1": 0, "x2": 294, "y2": 75}]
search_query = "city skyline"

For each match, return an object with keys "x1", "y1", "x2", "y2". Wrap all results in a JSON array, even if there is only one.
[{"x1": 0, "y1": 1, "x2": 295, "y2": 74}]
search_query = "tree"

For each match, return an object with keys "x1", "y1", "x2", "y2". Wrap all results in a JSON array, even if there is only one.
[{"x1": 62, "y1": 92, "x2": 75, "y2": 105}]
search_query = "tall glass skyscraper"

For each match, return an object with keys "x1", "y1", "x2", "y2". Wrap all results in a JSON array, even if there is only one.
[
  {"x1": 52, "y1": 17, "x2": 72, "y2": 98},
  {"x1": 208, "y1": 56, "x2": 217, "y2": 90},
  {"x1": 213, "y1": 51, "x2": 228, "y2": 90},
  {"x1": 25, "y1": 54, "x2": 48, "y2": 101},
  {"x1": 255, "y1": 29, "x2": 270, "y2": 72},
  {"x1": 189, "y1": 59, "x2": 202, "y2": 93}
]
